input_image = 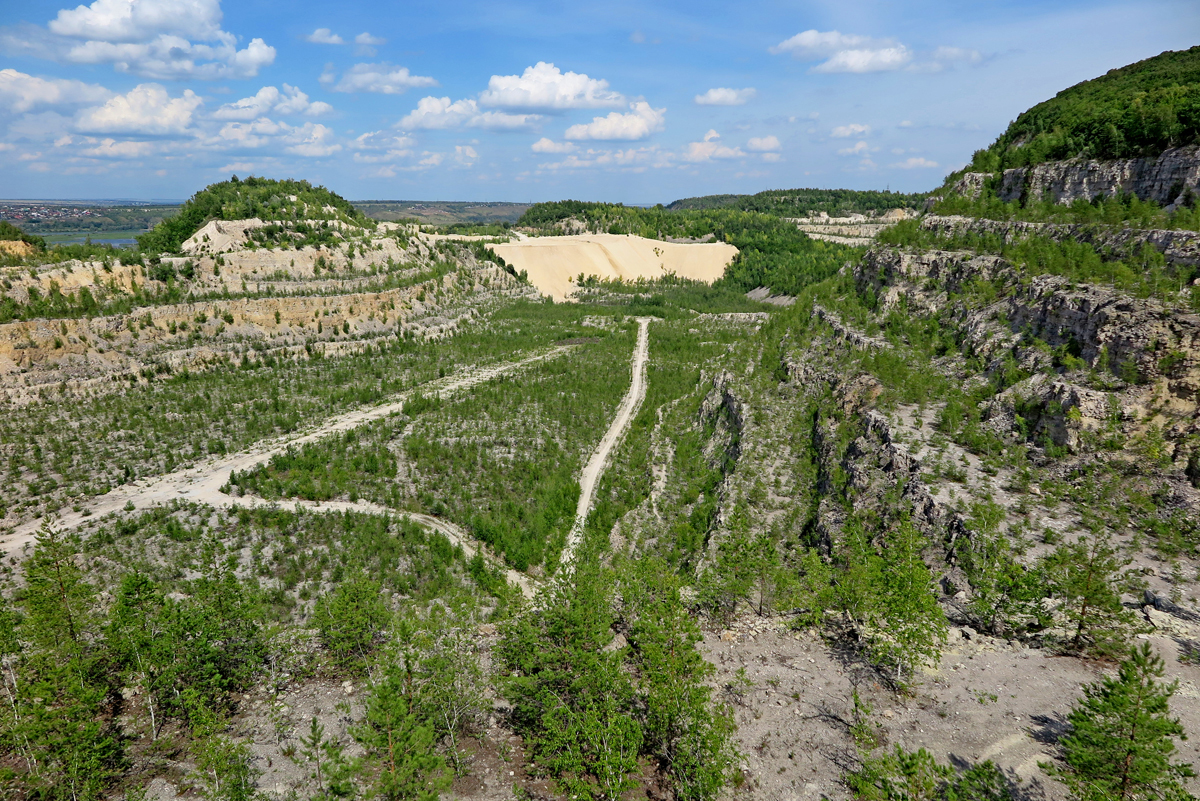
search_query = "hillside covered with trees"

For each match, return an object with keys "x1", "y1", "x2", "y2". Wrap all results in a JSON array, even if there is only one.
[
  {"x1": 667, "y1": 187, "x2": 927, "y2": 216},
  {"x1": 136, "y1": 176, "x2": 371, "y2": 255},
  {"x1": 964, "y1": 44, "x2": 1200, "y2": 173}
]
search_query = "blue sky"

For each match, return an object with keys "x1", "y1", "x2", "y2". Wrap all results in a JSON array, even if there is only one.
[{"x1": 0, "y1": 0, "x2": 1197, "y2": 203}]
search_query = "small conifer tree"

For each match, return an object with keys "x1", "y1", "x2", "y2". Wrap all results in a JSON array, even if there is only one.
[{"x1": 1045, "y1": 643, "x2": 1196, "y2": 801}]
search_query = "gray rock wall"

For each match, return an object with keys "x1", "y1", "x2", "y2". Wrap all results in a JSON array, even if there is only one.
[{"x1": 996, "y1": 146, "x2": 1200, "y2": 206}]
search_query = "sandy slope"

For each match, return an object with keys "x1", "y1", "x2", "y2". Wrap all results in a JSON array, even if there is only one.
[
  {"x1": 1, "y1": 347, "x2": 574, "y2": 594},
  {"x1": 562, "y1": 317, "x2": 652, "y2": 564},
  {"x1": 488, "y1": 234, "x2": 737, "y2": 301}
]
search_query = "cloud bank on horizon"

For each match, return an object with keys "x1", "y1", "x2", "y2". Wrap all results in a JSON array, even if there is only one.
[{"x1": 0, "y1": 0, "x2": 1194, "y2": 201}]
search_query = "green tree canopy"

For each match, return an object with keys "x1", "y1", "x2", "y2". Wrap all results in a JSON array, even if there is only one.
[
  {"x1": 962, "y1": 45, "x2": 1200, "y2": 173},
  {"x1": 136, "y1": 175, "x2": 369, "y2": 254},
  {"x1": 1046, "y1": 643, "x2": 1196, "y2": 801}
]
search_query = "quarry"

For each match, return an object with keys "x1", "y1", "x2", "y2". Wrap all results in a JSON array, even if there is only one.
[{"x1": 2, "y1": 42, "x2": 1200, "y2": 801}]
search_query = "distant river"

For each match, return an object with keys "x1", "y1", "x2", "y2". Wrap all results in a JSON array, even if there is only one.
[{"x1": 43, "y1": 232, "x2": 142, "y2": 247}]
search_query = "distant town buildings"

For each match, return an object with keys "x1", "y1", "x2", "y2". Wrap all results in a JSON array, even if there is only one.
[{"x1": 0, "y1": 204, "x2": 98, "y2": 222}]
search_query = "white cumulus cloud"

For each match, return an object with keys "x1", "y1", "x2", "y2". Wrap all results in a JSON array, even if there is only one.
[
  {"x1": 213, "y1": 84, "x2": 332, "y2": 120},
  {"x1": 353, "y1": 31, "x2": 384, "y2": 55},
  {"x1": 36, "y1": 0, "x2": 276, "y2": 79},
  {"x1": 352, "y1": 131, "x2": 416, "y2": 163},
  {"x1": 480, "y1": 62, "x2": 624, "y2": 110},
  {"x1": 80, "y1": 137, "x2": 155, "y2": 158},
  {"x1": 771, "y1": 29, "x2": 982, "y2": 75},
  {"x1": 212, "y1": 117, "x2": 283, "y2": 148},
  {"x1": 531, "y1": 137, "x2": 575, "y2": 153},
  {"x1": 209, "y1": 118, "x2": 341, "y2": 157},
  {"x1": 770, "y1": 29, "x2": 911, "y2": 74},
  {"x1": 76, "y1": 83, "x2": 201, "y2": 134},
  {"x1": 305, "y1": 28, "x2": 343, "y2": 44},
  {"x1": 0, "y1": 69, "x2": 112, "y2": 112},
  {"x1": 770, "y1": 29, "x2": 872, "y2": 59},
  {"x1": 564, "y1": 101, "x2": 664, "y2": 141},
  {"x1": 284, "y1": 122, "x2": 340, "y2": 157},
  {"x1": 815, "y1": 46, "x2": 910, "y2": 73},
  {"x1": 50, "y1": 0, "x2": 223, "y2": 42},
  {"x1": 831, "y1": 123, "x2": 870, "y2": 138},
  {"x1": 683, "y1": 129, "x2": 743, "y2": 162},
  {"x1": 398, "y1": 96, "x2": 538, "y2": 130},
  {"x1": 65, "y1": 32, "x2": 275, "y2": 79},
  {"x1": 325, "y1": 63, "x2": 438, "y2": 94},
  {"x1": 837, "y1": 141, "x2": 871, "y2": 156},
  {"x1": 891, "y1": 156, "x2": 939, "y2": 168},
  {"x1": 694, "y1": 87, "x2": 756, "y2": 106},
  {"x1": 536, "y1": 145, "x2": 672, "y2": 172},
  {"x1": 746, "y1": 135, "x2": 780, "y2": 152}
]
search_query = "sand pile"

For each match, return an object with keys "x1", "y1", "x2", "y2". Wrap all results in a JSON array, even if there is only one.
[{"x1": 488, "y1": 233, "x2": 738, "y2": 301}]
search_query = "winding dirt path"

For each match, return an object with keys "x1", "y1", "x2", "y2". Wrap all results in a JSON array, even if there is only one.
[
  {"x1": 562, "y1": 317, "x2": 652, "y2": 564},
  {"x1": 1, "y1": 346, "x2": 574, "y2": 596},
  {"x1": 225, "y1": 496, "x2": 537, "y2": 598}
]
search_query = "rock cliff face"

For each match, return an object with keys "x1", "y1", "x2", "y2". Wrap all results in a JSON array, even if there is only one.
[
  {"x1": 858, "y1": 247, "x2": 1200, "y2": 409},
  {"x1": 0, "y1": 262, "x2": 531, "y2": 404},
  {"x1": 699, "y1": 370, "x2": 747, "y2": 541},
  {"x1": 997, "y1": 146, "x2": 1200, "y2": 206},
  {"x1": 944, "y1": 146, "x2": 1200, "y2": 207},
  {"x1": 856, "y1": 245, "x2": 1200, "y2": 473}
]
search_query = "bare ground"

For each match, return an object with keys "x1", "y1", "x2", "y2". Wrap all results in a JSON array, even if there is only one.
[{"x1": 704, "y1": 617, "x2": 1200, "y2": 800}]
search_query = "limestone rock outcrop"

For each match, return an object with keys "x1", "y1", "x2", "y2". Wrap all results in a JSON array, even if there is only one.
[
  {"x1": 942, "y1": 146, "x2": 1200, "y2": 207},
  {"x1": 997, "y1": 146, "x2": 1200, "y2": 206}
]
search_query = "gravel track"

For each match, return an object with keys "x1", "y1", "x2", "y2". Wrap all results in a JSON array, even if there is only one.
[
  {"x1": 2, "y1": 346, "x2": 574, "y2": 597},
  {"x1": 562, "y1": 317, "x2": 652, "y2": 565}
]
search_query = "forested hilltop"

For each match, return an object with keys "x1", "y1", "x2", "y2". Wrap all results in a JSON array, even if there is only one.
[
  {"x1": 960, "y1": 45, "x2": 1200, "y2": 173},
  {"x1": 667, "y1": 186, "x2": 927, "y2": 215},
  {"x1": 136, "y1": 176, "x2": 371, "y2": 255}
]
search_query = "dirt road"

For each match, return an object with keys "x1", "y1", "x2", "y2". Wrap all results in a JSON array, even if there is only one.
[
  {"x1": 226, "y1": 496, "x2": 537, "y2": 597},
  {"x1": 562, "y1": 317, "x2": 651, "y2": 564},
  {"x1": 2, "y1": 346, "x2": 574, "y2": 595}
]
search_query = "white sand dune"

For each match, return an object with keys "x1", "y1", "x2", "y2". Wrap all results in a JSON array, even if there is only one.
[{"x1": 488, "y1": 233, "x2": 738, "y2": 301}]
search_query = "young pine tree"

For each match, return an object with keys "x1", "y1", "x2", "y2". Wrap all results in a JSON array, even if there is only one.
[
  {"x1": 21, "y1": 521, "x2": 96, "y2": 653},
  {"x1": 1045, "y1": 643, "x2": 1196, "y2": 801},
  {"x1": 1043, "y1": 531, "x2": 1135, "y2": 658},
  {"x1": 352, "y1": 665, "x2": 449, "y2": 801},
  {"x1": 312, "y1": 573, "x2": 391, "y2": 669}
]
